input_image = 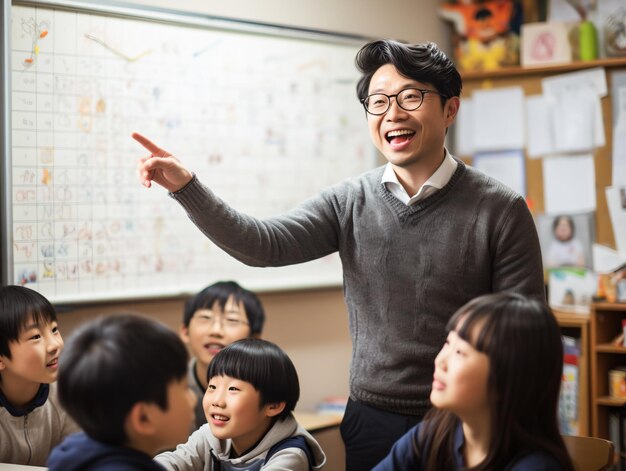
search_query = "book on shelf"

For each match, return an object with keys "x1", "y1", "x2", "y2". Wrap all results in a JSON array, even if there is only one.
[
  {"x1": 560, "y1": 335, "x2": 580, "y2": 435},
  {"x1": 609, "y1": 410, "x2": 626, "y2": 454}
]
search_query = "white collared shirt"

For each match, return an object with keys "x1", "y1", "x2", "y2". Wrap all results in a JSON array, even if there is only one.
[{"x1": 381, "y1": 150, "x2": 458, "y2": 206}]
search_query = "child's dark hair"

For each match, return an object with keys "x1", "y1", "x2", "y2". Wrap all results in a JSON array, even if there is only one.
[
  {"x1": 183, "y1": 281, "x2": 265, "y2": 335},
  {"x1": 207, "y1": 338, "x2": 299, "y2": 421},
  {"x1": 57, "y1": 314, "x2": 188, "y2": 445},
  {"x1": 0, "y1": 285, "x2": 57, "y2": 359},
  {"x1": 415, "y1": 292, "x2": 574, "y2": 470},
  {"x1": 355, "y1": 39, "x2": 462, "y2": 105},
  {"x1": 553, "y1": 215, "x2": 575, "y2": 241}
]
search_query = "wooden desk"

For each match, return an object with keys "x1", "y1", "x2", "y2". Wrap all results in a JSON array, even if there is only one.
[
  {"x1": 0, "y1": 465, "x2": 46, "y2": 470},
  {"x1": 295, "y1": 411, "x2": 345, "y2": 471},
  {"x1": 294, "y1": 412, "x2": 343, "y2": 432}
]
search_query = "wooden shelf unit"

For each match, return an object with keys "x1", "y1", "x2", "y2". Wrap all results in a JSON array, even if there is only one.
[
  {"x1": 461, "y1": 56, "x2": 626, "y2": 80},
  {"x1": 554, "y1": 309, "x2": 590, "y2": 437},
  {"x1": 590, "y1": 303, "x2": 626, "y2": 439}
]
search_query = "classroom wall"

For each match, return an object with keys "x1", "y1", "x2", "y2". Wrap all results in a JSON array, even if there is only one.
[
  {"x1": 56, "y1": 288, "x2": 350, "y2": 412},
  {"x1": 54, "y1": 0, "x2": 449, "y2": 412},
  {"x1": 128, "y1": 0, "x2": 449, "y2": 44}
]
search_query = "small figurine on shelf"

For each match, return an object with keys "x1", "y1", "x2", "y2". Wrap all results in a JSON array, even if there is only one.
[
  {"x1": 617, "y1": 268, "x2": 626, "y2": 302},
  {"x1": 604, "y1": 6, "x2": 626, "y2": 58},
  {"x1": 596, "y1": 264, "x2": 626, "y2": 304},
  {"x1": 439, "y1": 0, "x2": 522, "y2": 71},
  {"x1": 565, "y1": 0, "x2": 599, "y2": 60}
]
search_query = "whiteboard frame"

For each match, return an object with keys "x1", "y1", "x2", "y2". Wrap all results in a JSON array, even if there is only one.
[
  {"x1": 1, "y1": 0, "x2": 12, "y2": 286},
  {"x1": 1, "y1": 0, "x2": 372, "y2": 299},
  {"x1": 8, "y1": 0, "x2": 370, "y2": 44}
]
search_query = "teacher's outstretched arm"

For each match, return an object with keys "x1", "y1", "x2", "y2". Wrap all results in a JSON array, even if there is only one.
[{"x1": 132, "y1": 132, "x2": 193, "y2": 192}]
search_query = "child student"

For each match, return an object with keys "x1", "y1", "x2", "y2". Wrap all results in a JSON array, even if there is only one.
[
  {"x1": 155, "y1": 338, "x2": 326, "y2": 470},
  {"x1": 373, "y1": 292, "x2": 575, "y2": 471},
  {"x1": 0, "y1": 285, "x2": 79, "y2": 466},
  {"x1": 182, "y1": 281, "x2": 265, "y2": 430},
  {"x1": 47, "y1": 314, "x2": 196, "y2": 471}
]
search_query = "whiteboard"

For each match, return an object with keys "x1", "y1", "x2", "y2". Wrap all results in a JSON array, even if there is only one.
[{"x1": 2, "y1": 0, "x2": 376, "y2": 303}]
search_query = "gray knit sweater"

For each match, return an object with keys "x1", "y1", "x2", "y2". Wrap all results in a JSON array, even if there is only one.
[{"x1": 172, "y1": 159, "x2": 544, "y2": 415}]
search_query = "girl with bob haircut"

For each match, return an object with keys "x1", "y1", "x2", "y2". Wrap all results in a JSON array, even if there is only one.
[
  {"x1": 373, "y1": 292, "x2": 575, "y2": 470},
  {"x1": 155, "y1": 338, "x2": 326, "y2": 470}
]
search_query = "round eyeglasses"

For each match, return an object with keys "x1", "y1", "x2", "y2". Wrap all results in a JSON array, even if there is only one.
[
  {"x1": 193, "y1": 312, "x2": 250, "y2": 330},
  {"x1": 361, "y1": 88, "x2": 449, "y2": 115}
]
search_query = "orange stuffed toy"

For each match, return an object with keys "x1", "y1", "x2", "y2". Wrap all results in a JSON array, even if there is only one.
[{"x1": 440, "y1": 0, "x2": 521, "y2": 71}]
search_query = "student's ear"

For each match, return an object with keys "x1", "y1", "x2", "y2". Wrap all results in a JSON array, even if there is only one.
[
  {"x1": 126, "y1": 402, "x2": 158, "y2": 436},
  {"x1": 443, "y1": 96, "x2": 460, "y2": 127},
  {"x1": 264, "y1": 401, "x2": 286, "y2": 418},
  {"x1": 0, "y1": 357, "x2": 6, "y2": 371},
  {"x1": 180, "y1": 325, "x2": 190, "y2": 344}
]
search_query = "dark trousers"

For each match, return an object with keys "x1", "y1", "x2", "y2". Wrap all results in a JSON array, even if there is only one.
[{"x1": 340, "y1": 398, "x2": 423, "y2": 471}]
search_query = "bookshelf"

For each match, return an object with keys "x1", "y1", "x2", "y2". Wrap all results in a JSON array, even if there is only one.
[
  {"x1": 554, "y1": 309, "x2": 590, "y2": 437},
  {"x1": 590, "y1": 302, "x2": 626, "y2": 453}
]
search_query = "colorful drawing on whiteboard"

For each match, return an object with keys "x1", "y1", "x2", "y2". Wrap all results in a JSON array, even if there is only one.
[{"x1": 21, "y1": 17, "x2": 49, "y2": 65}]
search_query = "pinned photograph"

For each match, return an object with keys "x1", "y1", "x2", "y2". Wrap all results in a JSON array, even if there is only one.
[{"x1": 537, "y1": 212, "x2": 595, "y2": 271}]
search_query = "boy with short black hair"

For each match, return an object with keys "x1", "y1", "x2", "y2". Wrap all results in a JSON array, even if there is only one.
[
  {"x1": 156, "y1": 338, "x2": 326, "y2": 470},
  {"x1": 47, "y1": 314, "x2": 196, "y2": 471},
  {"x1": 0, "y1": 285, "x2": 79, "y2": 466},
  {"x1": 182, "y1": 281, "x2": 265, "y2": 429}
]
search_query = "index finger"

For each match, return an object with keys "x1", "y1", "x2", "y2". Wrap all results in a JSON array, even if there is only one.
[{"x1": 132, "y1": 132, "x2": 170, "y2": 157}]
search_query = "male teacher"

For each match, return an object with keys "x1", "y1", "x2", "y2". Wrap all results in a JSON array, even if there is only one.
[{"x1": 134, "y1": 39, "x2": 544, "y2": 470}]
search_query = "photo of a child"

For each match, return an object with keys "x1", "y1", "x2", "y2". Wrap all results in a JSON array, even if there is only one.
[{"x1": 537, "y1": 212, "x2": 594, "y2": 271}]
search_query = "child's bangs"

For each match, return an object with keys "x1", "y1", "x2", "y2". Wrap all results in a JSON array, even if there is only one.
[
  {"x1": 10, "y1": 300, "x2": 57, "y2": 339},
  {"x1": 24, "y1": 306, "x2": 57, "y2": 329},
  {"x1": 208, "y1": 349, "x2": 267, "y2": 390},
  {"x1": 195, "y1": 292, "x2": 229, "y2": 312},
  {"x1": 447, "y1": 302, "x2": 497, "y2": 354}
]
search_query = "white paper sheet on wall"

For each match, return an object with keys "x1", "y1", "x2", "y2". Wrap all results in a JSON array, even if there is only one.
[
  {"x1": 542, "y1": 68, "x2": 606, "y2": 154},
  {"x1": 593, "y1": 244, "x2": 626, "y2": 273},
  {"x1": 526, "y1": 95, "x2": 554, "y2": 158},
  {"x1": 472, "y1": 150, "x2": 526, "y2": 197},
  {"x1": 548, "y1": 0, "x2": 583, "y2": 22},
  {"x1": 548, "y1": 89, "x2": 601, "y2": 153},
  {"x1": 453, "y1": 98, "x2": 475, "y2": 156},
  {"x1": 543, "y1": 155, "x2": 596, "y2": 213},
  {"x1": 606, "y1": 186, "x2": 626, "y2": 259},
  {"x1": 612, "y1": 79, "x2": 626, "y2": 186},
  {"x1": 472, "y1": 87, "x2": 525, "y2": 152},
  {"x1": 542, "y1": 67, "x2": 608, "y2": 98}
]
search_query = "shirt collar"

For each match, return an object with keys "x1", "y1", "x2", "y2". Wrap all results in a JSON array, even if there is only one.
[
  {"x1": 454, "y1": 421, "x2": 466, "y2": 466},
  {"x1": 381, "y1": 150, "x2": 458, "y2": 204},
  {"x1": 0, "y1": 383, "x2": 49, "y2": 417}
]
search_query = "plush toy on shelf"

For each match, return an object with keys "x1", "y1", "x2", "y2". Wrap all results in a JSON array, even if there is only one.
[{"x1": 439, "y1": 0, "x2": 522, "y2": 71}]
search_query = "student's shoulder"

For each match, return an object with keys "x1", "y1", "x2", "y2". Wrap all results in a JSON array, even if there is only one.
[
  {"x1": 261, "y1": 415, "x2": 325, "y2": 469},
  {"x1": 507, "y1": 450, "x2": 563, "y2": 471},
  {"x1": 47, "y1": 383, "x2": 70, "y2": 415},
  {"x1": 264, "y1": 443, "x2": 311, "y2": 471},
  {"x1": 50, "y1": 433, "x2": 165, "y2": 471}
]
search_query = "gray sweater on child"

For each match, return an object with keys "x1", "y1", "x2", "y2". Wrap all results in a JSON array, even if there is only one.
[{"x1": 172, "y1": 159, "x2": 544, "y2": 415}]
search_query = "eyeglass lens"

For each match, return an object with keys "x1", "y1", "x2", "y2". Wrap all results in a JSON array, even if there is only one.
[{"x1": 365, "y1": 89, "x2": 425, "y2": 114}]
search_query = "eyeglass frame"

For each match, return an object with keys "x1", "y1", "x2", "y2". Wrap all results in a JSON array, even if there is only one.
[
  {"x1": 360, "y1": 87, "x2": 450, "y2": 116},
  {"x1": 191, "y1": 311, "x2": 250, "y2": 329}
]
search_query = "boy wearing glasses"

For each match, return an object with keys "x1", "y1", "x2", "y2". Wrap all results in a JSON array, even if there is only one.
[
  {"x1": 133, "y1": 39, "x2": 544, "y2": 470},
  {"x1": 182, "y1": 281, "x2": 265, "y2": 430}
]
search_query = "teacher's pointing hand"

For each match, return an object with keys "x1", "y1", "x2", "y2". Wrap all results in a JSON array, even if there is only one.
[{"x1": 132, "y1": 132, "x2": 193, "y2": 192}]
